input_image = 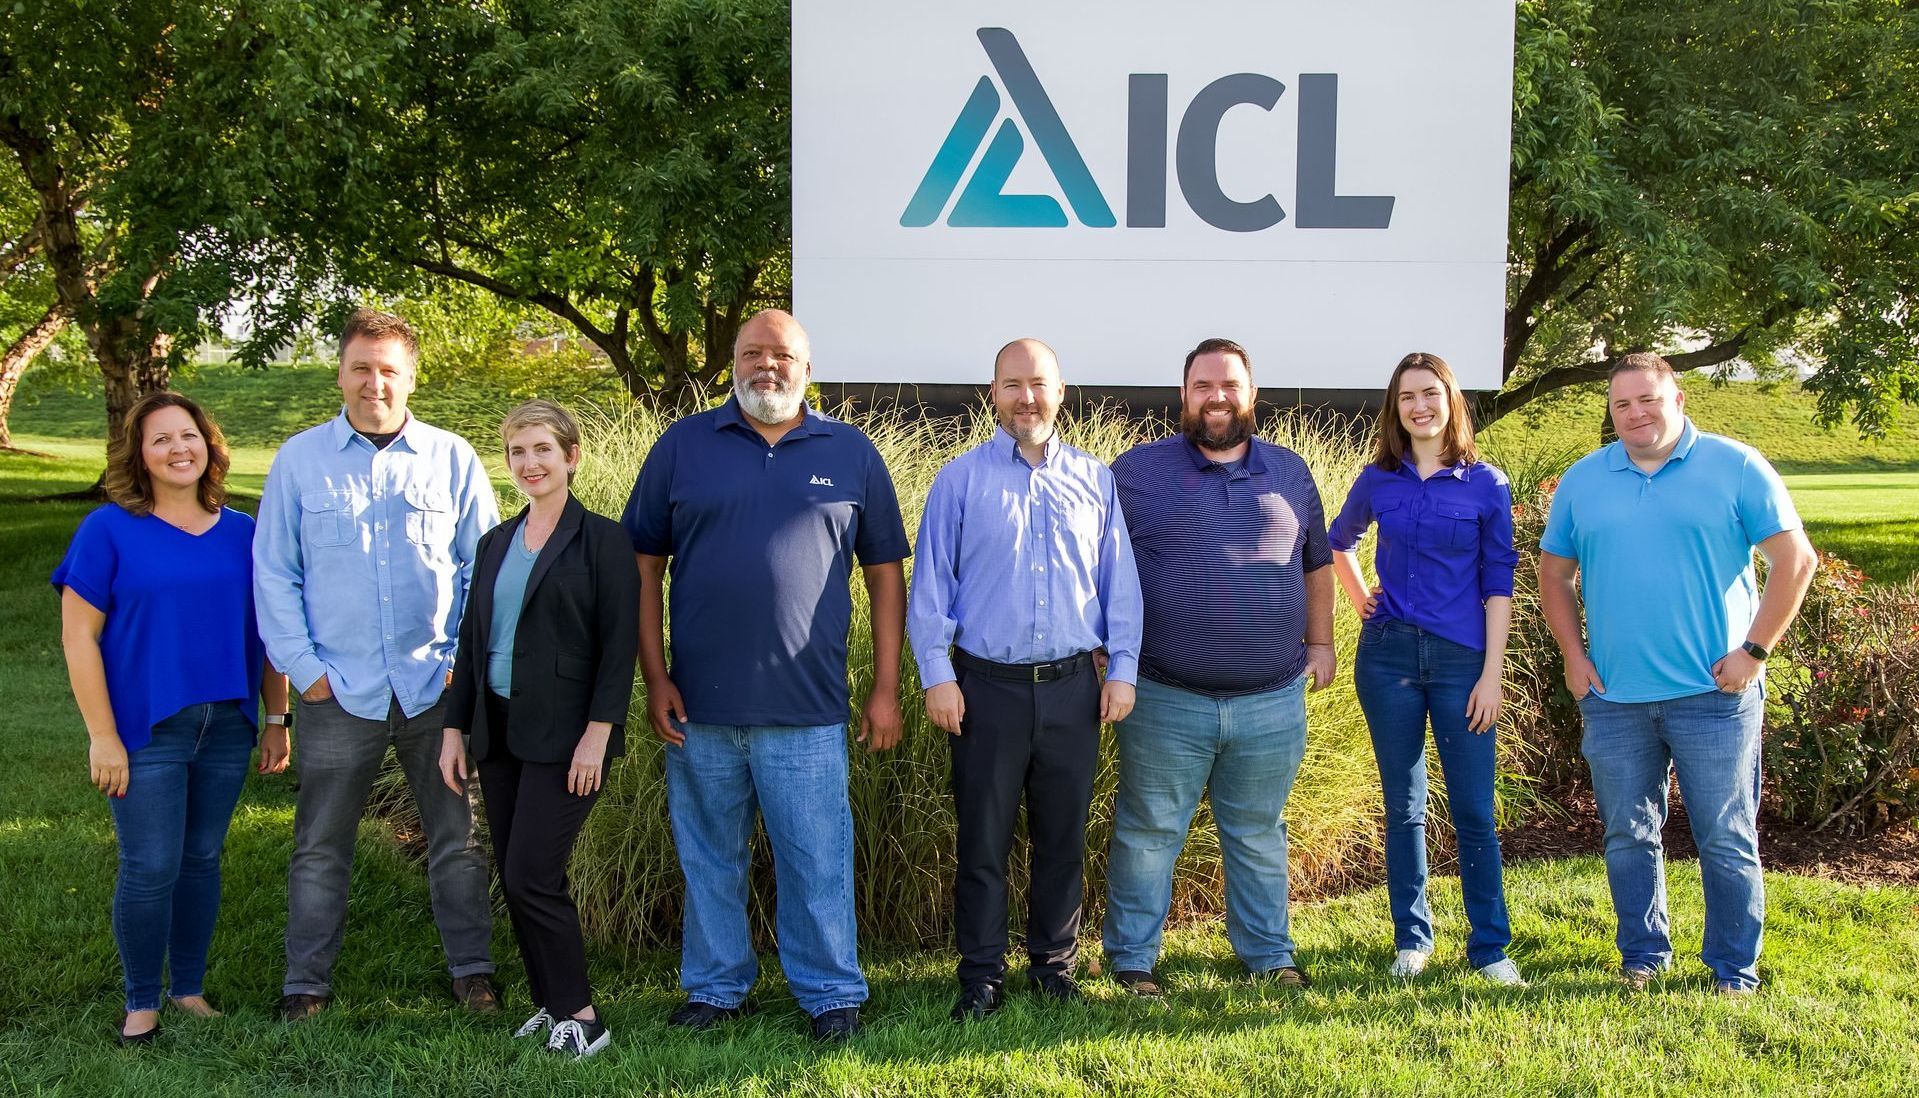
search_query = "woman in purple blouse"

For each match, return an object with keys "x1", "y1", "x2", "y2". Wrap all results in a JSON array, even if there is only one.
[
  {"x1": 1329, "y1": 353, "x2": 1523, "y2": 986},
  {"x1": 54, "y1": 392, "x2": 290, "y2": 1044}
]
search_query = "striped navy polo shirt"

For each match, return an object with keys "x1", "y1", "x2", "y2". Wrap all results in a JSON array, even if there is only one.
[{"x1": 1110, "y1": 435, "x2": 1331, "y2": 697}]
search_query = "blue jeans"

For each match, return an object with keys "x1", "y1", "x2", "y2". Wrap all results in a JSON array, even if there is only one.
[
  {"x1": 667, "y1": 722, "x2": 865, "y2": 1016},
  {"x1": 108, "y1": 701, "x2": 255, "y2": 1011},
  {"x1": 1579, "y1": 686, "x2": 1766, "y2": 989},
  {"x1": 1103, "y1": 675, "x2": 1308, "y2": 974},
  {"x1": 1353, "y1": 620, "x2": 1511, "y2": 968}
]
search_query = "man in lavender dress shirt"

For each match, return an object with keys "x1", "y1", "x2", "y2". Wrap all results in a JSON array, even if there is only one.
[{"x1": 907, "y1": 338, "x2": 1143, "y2": 1021}]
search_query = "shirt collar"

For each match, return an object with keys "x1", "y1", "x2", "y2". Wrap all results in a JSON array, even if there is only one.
[
  {"x1": 1181, "y1": 434, "x2": 1267, "y2": 476},
  {"x1": 1395, "y1": 455, "x2": 1472, "y2": 481},
  {"x1": 329, "y1": 409, "x2": 418, "y2": 453},
  {"x1": 992, "y1": 426, "x2": 1061, "y2": 466},
  {"x1": 1605, "y1": 417, "x2": 1699, "y2": 472},
  {"x1": 715, "y1": 394, "x2": 835, "y2": 438}
]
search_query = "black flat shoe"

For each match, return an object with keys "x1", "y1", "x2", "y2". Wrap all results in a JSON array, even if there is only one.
[
  {"x1": 117, "y1": 1012, "x2": 159, "y2": 1047},
  {"x1": 950, "y1": 981, "x2": 1004, "y2": 1021}
]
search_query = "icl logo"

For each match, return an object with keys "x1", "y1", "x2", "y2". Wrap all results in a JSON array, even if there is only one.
[{"x1": 901, "y1": 28, "x2": 1395, "y2": 232}]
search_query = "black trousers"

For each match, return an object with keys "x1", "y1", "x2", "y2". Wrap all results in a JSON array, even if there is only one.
[
  {"x1": 949, "y1": 652, "x2": 1101, "y2": 987},
  {"x1": 477, "y1": 691, "x2": 601, "y2": 1018}
]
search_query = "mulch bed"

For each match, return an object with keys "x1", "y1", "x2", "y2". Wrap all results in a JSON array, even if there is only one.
[{"x1": 1501, "y1": 787, "x2": 1919, "y2": 889}]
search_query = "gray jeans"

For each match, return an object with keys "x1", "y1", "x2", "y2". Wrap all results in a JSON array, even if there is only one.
[{"x1": 284, "y1": 693, "x2": 494, "y2": 997}]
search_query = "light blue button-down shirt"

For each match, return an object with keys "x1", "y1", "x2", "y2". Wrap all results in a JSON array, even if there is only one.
[
  {"x1": 254, "y1": 412, "x2": 499, "y2": 720},
  {"x1": 908, "y1": 428, "x2": 1143, "y2": 689}
]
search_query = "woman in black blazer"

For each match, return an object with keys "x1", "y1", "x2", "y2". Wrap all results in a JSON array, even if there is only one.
[{"x1": 440, "y1": 400, "x2": 638, "y2": 1060}]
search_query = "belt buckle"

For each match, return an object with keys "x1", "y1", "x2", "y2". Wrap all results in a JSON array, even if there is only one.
[
  {"x1": 1034, "y1": 661, "x2": 1060, "y2": 683},
  {"x1": 1031, "y1": 663, "x2": 1046, "y2": 683}
]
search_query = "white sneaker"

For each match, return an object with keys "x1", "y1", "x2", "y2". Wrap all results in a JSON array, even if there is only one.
[
  {"x1": 513, "y1": 1008, "x2": 553, "y2": 1039},
  {"x1": 1476, "y1": 958, "x2": 1527, "y2": 987},
  {"x1": 1387, "y1": 949, "x2": 1430, "y2": 978},
  {"x1": 547, "y1": 1017, "x2": 611, "y2": 1059}
]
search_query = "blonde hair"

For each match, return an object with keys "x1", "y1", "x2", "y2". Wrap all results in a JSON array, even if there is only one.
[{"x1": 500, "y1": 399, "x2": 584, "y2": 482}]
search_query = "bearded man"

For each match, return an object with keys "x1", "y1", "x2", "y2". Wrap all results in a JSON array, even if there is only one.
[
  {"x1": 1099, "y1": 337, "x2": 1336, "y2": 995},
  {"x1": 906, "y1": 338, "x2": 1142, "y2": 1020},
  {"x1": 620, "y1": 309, "x2": 910, "y2": 1042}
]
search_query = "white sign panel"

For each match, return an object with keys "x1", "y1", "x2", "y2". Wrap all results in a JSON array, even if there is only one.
[{"x1": 793, "y1": 1, "x2": 1515, "y2": 390}]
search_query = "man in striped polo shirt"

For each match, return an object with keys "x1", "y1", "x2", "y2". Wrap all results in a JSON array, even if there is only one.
[{"x1": 1102, "y1": 337, "x2": 1336, "y2": 994}]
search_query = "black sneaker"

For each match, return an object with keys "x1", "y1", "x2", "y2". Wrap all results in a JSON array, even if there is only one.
[
  {"x1": 1030, "y1": 971, "x2": 1082, "y2": 1002},
  {"x1": 1112, "y1": 969, "x2": 1163, "y2": 997},
  {"x1": 546, "y1": 1016, "x2": 611, "y2": 1059},
  {"x1": 950, "y1": 982, "x2": 1004, "y2": 1021},
  {"x1": 277, "y1": 993, "x2": 329, "y2": 1022},
  {"x1": 666, "y1": 999, "x2": 751, "y2": 1030},
  {"x1": 811, "y1": 1005, "x2": 861, "y2": 1041}
]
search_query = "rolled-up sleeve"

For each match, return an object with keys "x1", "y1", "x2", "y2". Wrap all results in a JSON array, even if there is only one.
[
  {"x1": 1327, "y1": 469, "x2": 1375, "y2": 553},
  {"x1": 1479, "y1": 473, "x2": 1518, "y2": 600}
]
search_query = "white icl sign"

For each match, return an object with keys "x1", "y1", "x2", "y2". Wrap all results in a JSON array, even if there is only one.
[{"x1": 792, "y1": 1, "x2": 1516, "y2": 390}]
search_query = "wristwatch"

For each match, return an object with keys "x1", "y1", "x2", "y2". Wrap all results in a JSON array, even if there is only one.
[
  {"x1": 1740, "y1": 640, "x2": 1769, "y2": 662},
  {"x1": 265, "y1": 712, "x2": 292, "y2": 728}
]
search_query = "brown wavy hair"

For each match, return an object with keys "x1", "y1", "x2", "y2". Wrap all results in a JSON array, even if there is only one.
[
  {"x1": 1371, "y1": 352, "x2": 1479, "y2": 472},
  {"x1": 105, "y1": 391, "x2": 231, "y2": 516}
]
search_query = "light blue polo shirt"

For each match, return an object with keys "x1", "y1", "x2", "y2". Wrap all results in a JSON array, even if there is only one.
[{"x1": 1540, "y1": 420, "x2": 1800, "y2": 704}]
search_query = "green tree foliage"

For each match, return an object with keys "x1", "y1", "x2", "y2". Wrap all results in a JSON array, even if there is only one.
[
  {"x1": 233, "y1": 0, "x2": 789, "y2": 404},
  {"x1": 1500, "y1": 0, "x2": 1919, "y2": 433}
]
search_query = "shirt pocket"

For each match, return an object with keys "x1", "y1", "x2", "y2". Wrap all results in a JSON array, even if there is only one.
[
  {"x1": 1371, "y1": 497, "x2": 1408, "y2": 540},
  {"x1": 403, "y1": 485, "x2": 454, "y2": 547},
  {"x1": 300, "y1": 490, "x2": 355, "y2": 549},
  {"x1": 1436, "y1": 502, "x2": 1480, "y2": 551}
]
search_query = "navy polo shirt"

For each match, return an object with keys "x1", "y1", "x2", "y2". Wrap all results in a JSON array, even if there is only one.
[
  {"x1": 621, "y1": 397, "x2": 910, "y2": 726},
  {"x1": 1111, "y1": 435, "x2": 1332, "y2": 697}
]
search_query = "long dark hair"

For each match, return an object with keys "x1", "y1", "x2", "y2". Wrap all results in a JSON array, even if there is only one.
[{"x1": 1371, "y1": 352, "x2": 1479, "y2": 472}]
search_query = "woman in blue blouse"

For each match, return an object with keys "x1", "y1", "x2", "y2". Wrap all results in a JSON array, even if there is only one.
[
  {"x1": 1329, "y1": 353, "x2": 1523, "y2": 985},
  {"x1": 54, "y1": 392, "x2": 290, "y2": 1043}
]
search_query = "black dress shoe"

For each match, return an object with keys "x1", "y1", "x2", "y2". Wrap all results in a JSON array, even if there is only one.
[
  {"x1": 276, "y1": 993, "x2": 329, "y2": 1022},
  {"x1": 811, "y1": 1006, "x2": 861, "y2": 1041},
  {"x1": 1030, "y1": 971, "x2": 1082, "y2": 1002},
  {"x1": 950, "y1": 982, "x2": 1004, "y2": 1021},
  {"x1": 1112, "y1": 969, "x2": 1163, "y2": 997},
  {"x1": 667, "y1": 999, "x2": 752, "y2": 1030}
]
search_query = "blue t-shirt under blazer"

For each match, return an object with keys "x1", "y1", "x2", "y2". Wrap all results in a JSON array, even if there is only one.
[
  {"x1": 1541, "y1": 419, "x2": 1801, "y2": 704},
  {"x1": 1328, "y1": 459, "x2": 1519, "y2": 652},
  {"x1": 51, "y1": 504, "x2": 265, "y2": 752},
  {"x1": 621, "y1": 397, "x2": 911, "y2": 727}
]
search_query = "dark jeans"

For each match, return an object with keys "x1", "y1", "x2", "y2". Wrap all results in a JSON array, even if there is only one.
[
  {"x1": 949, "y1": 652, "x2": 1100, "y2": 988},
  {"x1": 283, "y1": 693, "x2": 494, "y2": 997},
  {"x1": 108, "y1": 701, "x2": 254, "y2": 1011},
  {"x1": 1353, "y1": 620, "x2": 1512, "y2": 968},
  {"x1": 476, "y1": 691, "x2": 601, "y2": 1018}
]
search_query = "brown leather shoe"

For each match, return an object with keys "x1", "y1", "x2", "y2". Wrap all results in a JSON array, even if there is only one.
[
  {"x1": 451, "y1": 974, "x2": 501, "y2": 1013},
  {"x1": 276, "y1": 993, "x2": 329, "y2": 1022}
]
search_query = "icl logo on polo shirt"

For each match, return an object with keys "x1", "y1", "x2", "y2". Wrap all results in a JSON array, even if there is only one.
[{"x1": 810, "y1": 475, "x2": 836, "y2": 486}]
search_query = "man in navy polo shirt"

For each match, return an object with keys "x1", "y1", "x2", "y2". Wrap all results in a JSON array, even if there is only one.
[
  {"x1": 1540, "y1": 352, "x2": 1815, "y2": 996},
  {"x1": 621, "y1": 309, "x2": 909, "y2": 1041},
  {"x1": 1102, "y1": 337, "x2": 1336, "y2": 995}
]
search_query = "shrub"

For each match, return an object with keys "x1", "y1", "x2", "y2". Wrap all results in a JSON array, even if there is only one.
[{"x1": 1765, "y1": 558, "x2": 1919, "y2": 833}]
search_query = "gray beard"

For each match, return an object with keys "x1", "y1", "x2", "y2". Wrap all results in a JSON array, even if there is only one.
[{"x1": 736, "y1": 380, "x2": 804, "y2": 425}]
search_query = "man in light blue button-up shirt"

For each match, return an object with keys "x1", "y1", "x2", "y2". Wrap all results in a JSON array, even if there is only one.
[
  {"x1": 908, "y1": 338, "x2": 1141, "y2": 1018},
  {"x1": 254, "y1": 308, "x2": 500, "y2": 1018}
]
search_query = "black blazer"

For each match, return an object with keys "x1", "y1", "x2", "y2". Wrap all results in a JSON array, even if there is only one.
[{"x1": 446, "y1": 493, "x2": 640, "y2": 764}]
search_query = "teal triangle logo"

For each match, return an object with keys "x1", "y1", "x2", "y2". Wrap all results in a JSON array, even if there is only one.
[{"x1": 900, "y1": 29, "x2": 1117, "y2": 229}]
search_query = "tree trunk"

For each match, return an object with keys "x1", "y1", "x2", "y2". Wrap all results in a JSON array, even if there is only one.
[
  {"x1": 95, "y1": 315, "x2": 173, "y2": 444},
  {"x1": 0, "y1": 303, "x2": 69, "y2": 450}
]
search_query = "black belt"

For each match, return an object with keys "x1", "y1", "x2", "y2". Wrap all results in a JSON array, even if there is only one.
[{"x1": 953, "y1": 648, "x2": 1094, "y2": 683}]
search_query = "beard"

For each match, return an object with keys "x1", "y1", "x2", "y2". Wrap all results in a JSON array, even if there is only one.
[
  {"x1": 1181, "y1": 401, "x2": 1255, "y2": 451},
  {"x1": 736, "y1": 373, "x2": 805, "y2": 425},
  {"x1": 1000, "y1": 406, "x2": 1055, "y2": 447}
]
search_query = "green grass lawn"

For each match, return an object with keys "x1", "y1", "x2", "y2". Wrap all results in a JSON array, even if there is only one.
[{"x1": 5, "y1": 411, "x2": 1919, "y2": 1093}]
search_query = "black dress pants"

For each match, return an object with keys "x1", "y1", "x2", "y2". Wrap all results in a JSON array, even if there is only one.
[
  {"x1": 477, "y1": 691, "x2": 601, "y2": 1018},
  {"x1": 949, "y1": 651, "x2": 1101, "y2": 987}
]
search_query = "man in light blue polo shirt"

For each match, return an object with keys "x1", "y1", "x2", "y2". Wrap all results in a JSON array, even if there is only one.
[
  {"x1": 254, "y1": 308, "x2": 501, "y2": 1019},
  {"x1": 1539, "y1": 352, "x2": 1816, "y2": 996},
  {"x1": 622, "y1": 309, "x2": 909, "y2": 1042}
]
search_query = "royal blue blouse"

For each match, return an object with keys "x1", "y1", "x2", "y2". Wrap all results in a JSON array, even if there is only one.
[
  {"x1": 1328, "y1": 461, "x2": 1518, "y2": 652},
  {"x1": 52, "y1": 504, "x2": 265, "y2": 752}
]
